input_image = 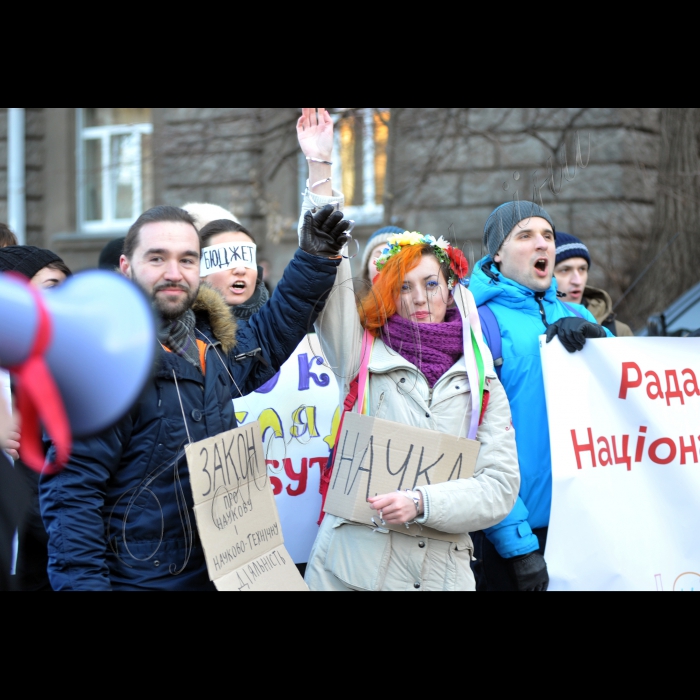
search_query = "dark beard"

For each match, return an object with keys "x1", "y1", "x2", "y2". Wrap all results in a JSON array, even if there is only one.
[{"x1": 130, "y1": 272, "x2": 199, "y2": 322}]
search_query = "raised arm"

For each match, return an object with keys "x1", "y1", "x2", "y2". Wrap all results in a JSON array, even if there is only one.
[
  {"x1": 297, "y1": 108, "x2": 345, "y2": 234},
  {"x1": 314, "y1": 256, "x2": 365, "y2": 405},
  {"x1": 239, "y1": 207, "x2": 351, "y2": 394}
]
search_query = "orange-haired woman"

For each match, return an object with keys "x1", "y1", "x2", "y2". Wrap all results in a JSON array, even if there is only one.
[{"x1": 305, "y1": 232, "x2": 521, "y2": 592}]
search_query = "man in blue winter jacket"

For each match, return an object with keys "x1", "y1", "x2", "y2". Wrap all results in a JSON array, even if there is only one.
[{"x1": 469, "y1": 201, "x2": 613, "y2": 592}]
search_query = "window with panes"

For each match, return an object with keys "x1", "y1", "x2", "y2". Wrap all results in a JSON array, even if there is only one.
[
  {"x1": 78, "y1": 108, "x2": 154, "y2": 233},
  {"x1": 331, "y1": 108, "x2": 389, "y2": 225}
]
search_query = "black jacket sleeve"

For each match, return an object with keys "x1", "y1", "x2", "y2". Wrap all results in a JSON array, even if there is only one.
[{"x1": 232, "y1": 249, "x2": 340, "y2": 396}]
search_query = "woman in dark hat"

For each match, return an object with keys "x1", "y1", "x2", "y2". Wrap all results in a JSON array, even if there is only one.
[
  {"x1": 0, "y1": 246, "x2": 72, "y2": 592},
  {"x1": 0, "y1": 246, "x2": 72, "y2": 288}
]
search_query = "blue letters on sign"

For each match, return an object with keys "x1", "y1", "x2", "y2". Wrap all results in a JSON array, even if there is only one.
[
  {"x1": 255, "y1": 372, "x2": 280, "y2": 395},
  {"x1": 298, "y1": 354, "x2": 330, "y2": 391}
]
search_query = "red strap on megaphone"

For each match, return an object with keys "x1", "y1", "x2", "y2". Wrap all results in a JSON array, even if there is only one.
[{"x1": 7, "y1": 275, "x2": 72, "y2": 474}]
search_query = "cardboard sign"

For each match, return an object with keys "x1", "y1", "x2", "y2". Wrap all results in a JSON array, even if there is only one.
[
  {"x1": 201, "y1": 242, "x2": 257, "y2": 276},
  {"x1": 185, "y1": 422, "x2": 308, "y2": 591},
  {"x1": 215, "y1": 546, "x2": 308, "y2": 592},
  {"x1": 324, "y1": 413, "x2": 480, "y2": 541}
]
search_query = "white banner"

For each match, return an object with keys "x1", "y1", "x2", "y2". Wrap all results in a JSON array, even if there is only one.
[
  {"x1": 542, "y1": 337, "x2": 700, "y2": 592},
  {"x1": 236, "y1": 335, "x2": 339, "y2": 564}
]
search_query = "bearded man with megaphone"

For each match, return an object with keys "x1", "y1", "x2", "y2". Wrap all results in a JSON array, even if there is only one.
[{"x1": 39, "y1": 200, "x2": 351, "y2": 591}]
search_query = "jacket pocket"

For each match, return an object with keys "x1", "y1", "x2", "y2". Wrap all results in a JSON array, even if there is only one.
[
  {"x1": 446, "y1": 537, "x2": 476, "y2": 592},
  {"x1": 324, "y1": 521, "x2": 393, "y2": 592}
]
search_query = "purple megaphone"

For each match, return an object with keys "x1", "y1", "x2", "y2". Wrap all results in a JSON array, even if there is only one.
[{"x1": 0, "y1": 271, "x2": 156, "y2": 438}]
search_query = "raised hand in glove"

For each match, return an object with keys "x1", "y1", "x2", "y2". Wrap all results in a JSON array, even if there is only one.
[
  {"x1": 546, "y1": 317, "x2": 607, "y2": 353},
  {"x1": 300, "y1": 205, "x2": 352, "y2": 259},
  {"x1": 509, "y1": 552, "x2": 550, "y2": 592}
]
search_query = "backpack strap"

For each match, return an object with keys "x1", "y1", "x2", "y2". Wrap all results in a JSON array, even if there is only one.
[
  {"x1": 478, "y1": 305, "x2": 503, "y2": 381},
  {"x1": 562, "y1": 301, "x2": 585, "y2": 319}
]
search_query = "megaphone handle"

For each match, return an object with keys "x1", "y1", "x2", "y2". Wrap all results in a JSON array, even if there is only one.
[{"x1": 8, "y1": 278, "x2": 72, "y2": 474}]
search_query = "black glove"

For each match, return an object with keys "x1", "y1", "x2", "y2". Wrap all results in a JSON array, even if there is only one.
[
  {"x1": 299, "y1": 205, "x2": 352, "y2": 258},
  {"x1": 508, "y1": 552, "x2": 550, "y2": 592},
  {"x1": 545, "y1": 317, "x2": 607, "y2": 353}
]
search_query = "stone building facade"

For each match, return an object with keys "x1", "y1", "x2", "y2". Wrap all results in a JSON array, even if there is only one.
[{"x1": 1, "y1": 107, "x2": 661, "y2": 299}]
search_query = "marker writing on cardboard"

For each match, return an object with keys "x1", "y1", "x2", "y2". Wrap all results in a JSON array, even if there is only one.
[
  {"x1": 333, "y1": 432, "x2": 467, "y2": 502},
  {"x1": 198, "y1": 424, "x2": 265, "y2": 499},
  {"x1": 211, "y1": 523, "x2": 280, "y2": 573},
  {"x1": 235, "y1": 548, "x2": 288, "y2": 591}
]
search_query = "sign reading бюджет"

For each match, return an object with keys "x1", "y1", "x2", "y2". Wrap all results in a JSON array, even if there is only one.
[
  {"x1": 185, "y1": 422, "x2": 308, "y2": 592},
  {"x1": 324, "y1": 413, "x2": 480, "y2": 541}
]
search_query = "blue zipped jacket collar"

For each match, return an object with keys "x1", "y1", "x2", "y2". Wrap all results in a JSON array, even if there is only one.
[{"x1": 470, "y1": 256, "x2": 560, "y2": 312}]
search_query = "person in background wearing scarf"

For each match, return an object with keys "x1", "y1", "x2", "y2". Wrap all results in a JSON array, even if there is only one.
[{"x1": 306, "y1": 228, "x2": 521, "y2": 592}]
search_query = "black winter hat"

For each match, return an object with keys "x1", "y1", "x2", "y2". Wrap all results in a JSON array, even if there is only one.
[
  {"x1": 0, "y1": 246, "x2": 64, "y2": 280},
  {"x1": 98, "y1": 237, "x2": 126, "y2": 271}
]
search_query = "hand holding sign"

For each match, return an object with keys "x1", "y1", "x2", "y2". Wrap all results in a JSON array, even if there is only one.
[
  {"x1": 299, "y1": 205, "x2": 353, "y2": 259},
  {"x1": 369, "y1": 491, "x2": 424, "y2": 526},
  {"x1": 545, "y1": 317, "x2": 607, "y2": 353}
]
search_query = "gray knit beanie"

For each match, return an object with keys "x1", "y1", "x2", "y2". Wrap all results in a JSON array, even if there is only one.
[
  {"x1": 483, "y1": 201, "x2": 556, "y2": 258},
  {"x1": 362, "y1": 226, "x2": 405, "y2": 282}
]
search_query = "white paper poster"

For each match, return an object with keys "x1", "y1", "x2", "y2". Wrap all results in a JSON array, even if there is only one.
[
  {"x1": 541, "y1": 336, "x2": 700, "y2": 592},
  {"x1": 236, "y1": 335, "x2": 340, "y2": 564}
]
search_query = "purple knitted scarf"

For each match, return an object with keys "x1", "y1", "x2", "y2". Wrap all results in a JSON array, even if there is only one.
[{"x1": 380, "y1": 308, "x2": 464, "y2": 388}]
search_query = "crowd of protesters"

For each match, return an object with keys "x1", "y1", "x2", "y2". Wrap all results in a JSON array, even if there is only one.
[{"x1": 0, "y1": 108, "x2": 694, "y2": 592}]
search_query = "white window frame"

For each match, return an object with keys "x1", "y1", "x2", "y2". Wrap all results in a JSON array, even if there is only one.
[
  {"x1": 77, "y1": 109, "x2": 153, "y2": 235},
  {"x1": 332, "y1": 108, "x2": 387, "y2": 226}
]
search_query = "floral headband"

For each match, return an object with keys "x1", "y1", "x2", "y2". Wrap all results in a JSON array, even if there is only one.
[{"x1": 374, "y1": 232, "x2": 469, "y2": 290}]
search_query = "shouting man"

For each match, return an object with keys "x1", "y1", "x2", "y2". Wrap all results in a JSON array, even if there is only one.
[
  {"x1": 40, "y1": 203, "x2": 350, "y2": 591},
  {"x1": 469, "y1": 201, "x2": 613, "y2": 592}
]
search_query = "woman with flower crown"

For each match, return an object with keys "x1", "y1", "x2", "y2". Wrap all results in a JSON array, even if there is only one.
[{"x1": 305, "y1": 214, "x2": 522, "y2": 591}]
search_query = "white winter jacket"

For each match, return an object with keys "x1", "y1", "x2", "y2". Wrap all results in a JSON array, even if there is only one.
[{"x1": 305, "y1": 256, "x2": 521, "y2": 592}]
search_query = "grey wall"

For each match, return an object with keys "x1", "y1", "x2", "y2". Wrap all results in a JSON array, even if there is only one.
[
  {"x1": 388, "y1": 108, "x2": 661, "y2": 296},
  {"x1": 0, "y1": 108, "x2": 46, "y2": 247},
  {"x1": 16, "y1": 107, "x2": 664, "y2": 300}
]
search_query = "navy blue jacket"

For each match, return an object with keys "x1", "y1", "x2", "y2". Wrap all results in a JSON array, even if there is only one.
[{"x1": 40, "y1": 249, "x2": 340, "y2": 591}]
